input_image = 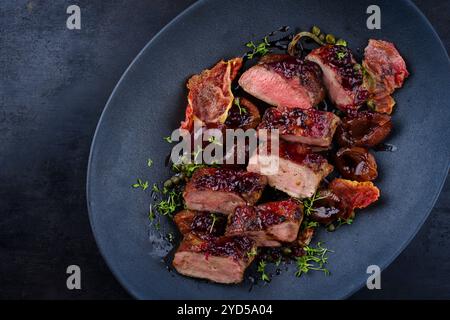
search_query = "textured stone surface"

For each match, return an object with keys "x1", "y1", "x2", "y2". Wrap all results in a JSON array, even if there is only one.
[{"x1": 0, "y1": 0, "x2": 448, "y2": 299}]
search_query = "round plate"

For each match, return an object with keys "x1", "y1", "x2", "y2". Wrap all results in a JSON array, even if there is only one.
[{"x1": 87, "y1": 0, "x2": 450, "y2": 299}]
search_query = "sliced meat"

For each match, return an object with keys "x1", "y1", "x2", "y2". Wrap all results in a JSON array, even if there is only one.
[
  {"x1": 183, "y1": 167, "x2": 267, "y2": 215},
  {"x1": 310, "y1": 179, "x2": 380, "y2": 224},
  {"x1": 306, "y1": 45, "x2": 368, "y2": 111},
  {"x1": 238, "y1": 54, "x2": 325, "y2": 109},
  {"x1": 363, "y1": 39, "x2": 409, "y2": 114},
  {"x1": 173, "y1": 232, "x2": 256, "y2": 284},
  {"x1": 226, "y1": 199, "x2": 303, "y2": 247},
  {"x1": 174, "y1": 210, "x2": 227, "y2": 236},
  {"x1": 258, "y1": 107, "x2": 340, "y2": 147},
  {"x1": 247, "y1": 140, "x2": 333, "y2": 199},
  {"x1": 224, "y1": 97, "x2": 261, "y2": 130},
  {"x1": 181, "y1": 58, "x2": 243, "y2": 131}
]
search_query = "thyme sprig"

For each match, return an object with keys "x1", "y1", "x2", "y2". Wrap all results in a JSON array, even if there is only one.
[{"x1": 295, "y1": 242, "x2": 332, "y2": 277}]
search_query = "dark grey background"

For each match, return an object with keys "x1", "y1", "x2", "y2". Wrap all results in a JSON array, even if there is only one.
[{"x1": 0, "y1": 0, "x2": 448, "y2": 299}]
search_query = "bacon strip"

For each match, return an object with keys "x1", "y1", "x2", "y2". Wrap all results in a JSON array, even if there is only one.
[{"x1": 181, "y1": 58, "x2": 243, "y2": 131}]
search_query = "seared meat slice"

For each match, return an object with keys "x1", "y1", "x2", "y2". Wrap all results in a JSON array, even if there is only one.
[
  {"x1": 181, "y1": 58, "x2": 243, "y2": 131},
  {"x1": 306, "y1": 45, "x2": 368, "y2": 111},
  {"x1": 247, "y1": 140, "x2": 333, "y2": 198},
  {"x1": 174, "y1": 210, "x2": 227, "y2": 236},
  {"x1": 226, "y1": 199, "x2": 303, "y2": 247},
  {"x1": 363, "y1": 39, "x2": 409, "y2": 114},
  {"x1": 224, "y1": 97, "x2": 261, "y2": 130},
  {"x1": 310, "y1": 178, "x2": 380, "y2": 224},
  {"x1": 258, "y1": 107, "x2": 340, "y2": 147},
  {"x1": 183, "y1": 168, "x2": 267, "y2": 215},
  {"x1": 173, "y1": 232, "x2": 256, "y2": 284},
  {"x1": 238, "y1": 54, "x2": 325, "y2": 109}
]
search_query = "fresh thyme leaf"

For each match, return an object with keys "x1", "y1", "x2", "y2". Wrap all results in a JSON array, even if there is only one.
[
  {"x1": 132, "y1": 178, "x2": 149, "y2": 191},
  {"x1": 167, "y1": 232, "x2": 174, "y2": 243},
  {"x1": 172, "y1": 162, "x2": 208, "y2": 178},
  {"x1": 209, "y1": 213, "x2": 218, "y2": 233},
  {"x1": 257, "y1": 260, "x2": 270, "y2": 282},
  {"x1": 247, "y1": 247, "x2": 257, "y2": 258},
  {"x1": 275, "y1": 257, "x2": 282, "y2": 267},
  {"x1": 152, "y1": 183, "x2": 160, "y2": 193},
  {"x1": 246, "y1": 36, "x2": 271, "y2": 59},
  {"x1": 163, "y1": 136, "x2": 173, "y2": 143},
  {"x1": 302, "y1": 192, "x2": 326, "y2": 216},
  {"x1": 336, "y1": 50, "x2": 347, "y2": 60},
  {"x1": 154, "y1": 188, "x2": 182, "y2": 218},
  {"x1": 147, "y1": 158, "x2": 153, "y2": 167},
  {"x1": 336, "y1": 217, "x2": 353, "y2": 228},
  {"x1": 148, "y1": 206, "x2": 156, "y2": 222},
  {"x1": 302, "y1": 220, "x2": 319, "y2": 229},
  {"x1": 234, "y1": 97, "x2": 247, "y2": 115},
  {"x1": 192, "y1": 146, "x2": 203, "y2": 162},
  {"x1": 208, "y1": 136, "x2": 223, "y2": 146},
  {"x1": 295, "y1": 242, "x2": 332, "y2": 277}
]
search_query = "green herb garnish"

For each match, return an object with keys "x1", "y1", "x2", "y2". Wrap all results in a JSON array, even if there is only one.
[
  {"x1": 163, "y1": 136, "x2": 173, "y2": 143},
  {"x1": 246, "y1": 36, "x2": 271, "y2": 59},
  {"x1": 295, "y1": 242, "x2": 332, "y2": 277},
  {"x1": 336, "y1": 51, "x2": 346, "y2": 60},
  {"x1": 208, "y1": 136, "x2": 223, "y2": 146},
  {"x1": 302, "y1": 220, "x2": 319, "y2": 229},
  {"x1": 209, "y1": 213, "x2": 218, "y2": 233},
  {"x1": 132, "y1": 178, "x2": 149, "y2": 191},
  {"x1": 247, "y1": 247, "x2": 257, "y2": 259},
  {"x1": 302, "y1": 192, "x2": 326, "y2": 216},
  {"x1": 234, "y1": 97, "x2": 247, "y2": 115},
  {"x1": 154, "y1": 188, "x2": 182, "y2": 218},
  {"x1": 147, "y1": 158, "x2": 153, "y2": 167},
  {"x1": 148, "y1": 206, "x2": 156, "y2": 222},
  {"x1": 257, "y1": 260, "x2": 270, "y2": 282}
]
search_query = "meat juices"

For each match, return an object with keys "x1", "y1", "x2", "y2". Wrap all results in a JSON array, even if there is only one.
[
  {"x1": 306, "y1": 45, "x2": 369, "y2": 111},
  {"x1": 247, "y1": 140, "x2": 333, "y2": 199},
  {"x1": 239, "y1": 54, "x2": 325, "y2": 109},
  {"x1": 183, "y1": 168, "x2": 267, "y2": 215},
  {"x1": 172, "y1": 233, "x2": 257, "y2": 284},
  {"x1": 258, "y1": 107, "x2": 340, "y2": 147},
  {"x1": 226, "y1": 199, "x2": 304, "y2": 247}
]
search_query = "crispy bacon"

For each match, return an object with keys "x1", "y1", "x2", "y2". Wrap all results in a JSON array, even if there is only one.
[
  {"x1": 181, "y1": 58, "x2": 243, "y2": 131},
  {"x1": 363, "y1": 39, "x2": 409, "y2": 114},
  {"x1": 310, "y1": 178, "x2": 380, "y2": 224},
  {"x1": 329, "y1": 178, "x2": 380, "y2": 210}
]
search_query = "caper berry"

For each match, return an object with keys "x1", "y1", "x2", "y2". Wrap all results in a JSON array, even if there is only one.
[
  {"x1": 311, "y1": 26, "x2": 321, "y2": 36},
  {"x1": 325, "y1": 34, "x2": 336, "y2": 44},
  {"x1": 336, "y1": 38, "x2": 347, "y2": 46},
  {"x1": 163, "y1": 179, "x2": 173, "y2": 189},
  {"x1": 171, "y1": 176, "x2": 181, "y2": 185}
]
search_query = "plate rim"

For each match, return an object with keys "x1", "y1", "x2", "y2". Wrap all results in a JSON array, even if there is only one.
[{"x1": 86, "y1": 0, "x2": 450, "y2": 299}]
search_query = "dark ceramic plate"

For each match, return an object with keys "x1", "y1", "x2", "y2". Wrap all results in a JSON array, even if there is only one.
[{"x1": 87, "y1": 0, "x2": 450, "y2": 299}]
